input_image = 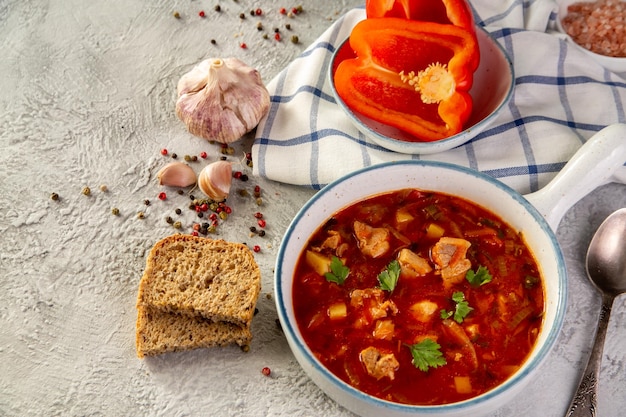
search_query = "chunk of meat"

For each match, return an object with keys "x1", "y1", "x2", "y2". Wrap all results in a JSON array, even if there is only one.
[
  {"x1": 320, "y1": 230, "x2": 349, "y2": 257},
  {"x1": 353, "y1": 220, "x2": 390, "y2": 258},
  {"x1": 398, "y1": 248, "x2": 433, "y2": 278},
  {"x1": 360, "y1": 346, "x2": 399, "y2": 380},
  {"x1": 432, "y1": 237, "x2": 472, "y2": 287},
  {"x1": 408, "y1": 300, "x2": 439, "y2": 322},
  {"x1": 350, "y1": 288, "x2": 398, "y2": 321}
]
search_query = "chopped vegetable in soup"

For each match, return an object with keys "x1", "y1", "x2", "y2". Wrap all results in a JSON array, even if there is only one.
[{"x1": 293, "y1": 189, "x2": 544, "y2": 405}]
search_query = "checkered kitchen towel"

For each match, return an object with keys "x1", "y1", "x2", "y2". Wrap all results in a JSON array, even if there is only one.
[{"x1": 252, "y1": 1, "x2": 626, "y2": 193}]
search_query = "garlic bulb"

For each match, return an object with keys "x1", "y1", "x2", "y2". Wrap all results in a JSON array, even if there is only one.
[
  {"x1": 157, "y1": 162, "x2": 197, "y2": 187},
  {"x1": 176, "y1": 58, "x2": 270, "y2": 143},
  {"x1": 198, "y1": 161, "x2": 232, "y2": 201}
]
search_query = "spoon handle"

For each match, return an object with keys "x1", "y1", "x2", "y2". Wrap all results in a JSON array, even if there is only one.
[{"x1": 565, "y1": 294, "x2": 615, "y2": 417}]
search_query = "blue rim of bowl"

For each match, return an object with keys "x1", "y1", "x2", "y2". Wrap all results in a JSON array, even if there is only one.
[
  {"x1": 328, "y1": 25, "x2": 515, "y2": 155},
  {"x1": 275, "y1": 160, "x2": 568, "y2": 413}
]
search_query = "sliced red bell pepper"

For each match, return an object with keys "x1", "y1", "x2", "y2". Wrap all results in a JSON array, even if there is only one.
[
  {"x1": 334, "y1": 18, "x2": 479, "y2": 142},
  {"x1": 365, "y1": 0, "x2": 476, "y2": 34}
]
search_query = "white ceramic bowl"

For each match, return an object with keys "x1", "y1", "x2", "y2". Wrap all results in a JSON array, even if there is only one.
[
  {"x1": 555, "y1": 0, "x2": 626, "y2": 76},
  {"x1": 329, "y1": 26, "x2": 514, "y2": 155},
  {"x1": 275, "y1": 124, "x2": 626, "y2": 416}
]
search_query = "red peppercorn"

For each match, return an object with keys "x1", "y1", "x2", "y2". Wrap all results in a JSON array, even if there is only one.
[
  {"x1": 200, "y1": 151, "x2": 207, "y2": 159},
  {"x1": 254, "y1": 185, "x2": 261, "y2": 193},
  {"x1": 274, "y1": 33, "x2": 281, "y2": 41},
  {"x1": 255, "y1": 8, "x2": 263, "y2": 15},
  {"x1": 200, "y1": 203, "x2": 209, "y2": 212},
  {"x1": 160, "y1": 148, "x2": 168, "y2": 156},
  {"x1": 240, "y1": 42, "x2": 247, "y2": 49},
  {"x1": 253, "y1": 245, "x2": 261, "y2": 253},
  {"x1": 291, "y1": 7, "x2": 299, "y2": 14},
  {"x1": 224, "y1": 206, "x2": 232, "y2": 214},
  {"x1": 158, "y1": 192, "x2": 167, "y2": 200},
  {"x1": 195, "y1": 205, "x2": 202, "y2": 213},
  {"x1": 233, "y1": 171, "x2": 242, "y2": 179},
  {"x1": 209, "y1": 213, "x2": 218, "y2": 221},
  {"x1": 257, "y1": 219, "x2": 266, "y2": 228},
  {"x1": 254, "y1": 212, "x2": 263, "y2": 219},
  {"x1": 279, "y1": 7, "x2": 287, "y2": 14},
  {"x1": 199, "y1": 10, "x2": 205, "y2": 17},
  {"x1": 191, "y1": 231, "x2": 199, "y2": 236},
  {"x1": 261, "y1": 367, "x2": 271, "y2": 376}
]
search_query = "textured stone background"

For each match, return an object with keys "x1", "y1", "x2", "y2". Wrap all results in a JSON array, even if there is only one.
[{"x1": 0, "y1": 0, "x2": 624, "y2": 416}]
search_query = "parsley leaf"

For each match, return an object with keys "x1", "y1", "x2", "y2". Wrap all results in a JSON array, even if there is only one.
[
  {"x1": 466, "y1": 265, "x2": 492, "y2": 287},
  {"x1": 440, "y1": 291, "x2": 473, "y2": 323},
  {"x1": 378, "y1": 260, "x2": 400, "y2": 292},
  {"x1": 406, "y1": 339, "x2": 447, "y2": 372},
  {"x1": 324, "y1": 256, "x2": 349, "y2": 285}
]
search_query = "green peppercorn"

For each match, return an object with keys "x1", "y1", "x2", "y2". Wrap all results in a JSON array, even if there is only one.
[
  {"x1": 111, "y1": 207, "x2": 120, "y2": 216},
  {"x1": 82, "y1": 186, "x2": 91, "y2": 196},
  {"x1": 137, "y1": 211, "x2": 145, "y2": 219},
  {"x1": 256, "y1": 197, "x2": 263, "y2": 206},
  {"x1": 219, "y1": 211, "x2": 228, "y2": 220},
  {"x1": 173, "y1": 11, "x2": 180, "y2": 19},
  {"x1": 290, "y1": 35, "x2": 299, "y2": 44},
  {"x1": 184, "y1": 154, "x2": 192, "y2": 162},
  {"x1": 173, "y1": 221, "x2": 182, "y2": 229}
]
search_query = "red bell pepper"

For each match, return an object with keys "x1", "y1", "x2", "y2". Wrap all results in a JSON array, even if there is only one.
[
  {"x1": 334, "y1": 17, "x2": 479, "y2": 142},
  {"x1": 365, "y1": 0, "x2": 476, "y2": 34}
]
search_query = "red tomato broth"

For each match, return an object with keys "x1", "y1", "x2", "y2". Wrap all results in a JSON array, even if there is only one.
[{"x1": 292, "y1": 189, "x2": 544, "y2": 405}]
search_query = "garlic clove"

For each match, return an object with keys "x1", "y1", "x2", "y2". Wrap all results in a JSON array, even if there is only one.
[
  {"x1": 198, "y1": 161, "x2": 233, "y2": 201},
  {"x1": 175, "y1": 58, "x2": 270, "y2": 143},
  {"x1": 157, "y1": 162, "x2": 197, "y2": 188}
]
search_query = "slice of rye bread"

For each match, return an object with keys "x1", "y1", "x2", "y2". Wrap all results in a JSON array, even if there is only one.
[
  {"x1": 136, "y1": 235, "x2": 261, "y2": 326},
  {"x1": 136, "y1": 305, "x2": 252, "y2": 358}
]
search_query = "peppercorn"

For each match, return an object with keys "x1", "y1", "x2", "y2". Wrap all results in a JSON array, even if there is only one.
[
  {"x1": 256, "y1": 22, "x2": 263, "y2": 31},
  {"x1": 199, "y1": 10, "x2": 205, "y2": 18},
  {"x1": 256, "y1": 197, "x2": 263, "y2": 206},
  {"x1": 214, "y1": 5, "x2": 221, "y2": 12},
  {"x1": 111, "y1": 207, "x2": 120, "y2": 216},
  {"x1": 175, "y1": 208, "x2": 182, "y2": 215},
  {"x1": 290, "y1": 35, "x2": 299, "y2": 44},
  {"x1": 173, "y1": 221, "x2": 182, "y2": 229},
  {"x1": 171, "y1": 153, "x2": 178, "y2": 159},
  {"x1": 285, "y1": 23, "x2": 291, "y2": 30},
  {"x1": 261, "y1": 367, "x2": 271, "y2": 376},
  {"x1": 189, "y1": 194, "x2": 196, "y2": 201},
  {"x1": 50, "y1": 192, "x2": 59, "y2": 201},
  {"x1": 137, "y1": 211, "x2": 145, "y2": 219},
  {"x1": 239, "y1": 12, "x2": 246, "y2": 19},
  {"x1": 82, "y1": 186, "x2": 91, "y2": 196},
  {"x1": 250, "y1": 226, "x2": 257, "y2": 233},
  {"x1": 99, "y1": 184, "x2": 108, "y2": 192},
  {"x1": 191, "y1": 155, "x2": 198, "y2": 162},
  {"x1": 240, "y1": 174, "x2": 249, "y2": 182},
  {"x1": 210, "y1": 39, "x2": 217, "y2": 45},
  {"x1": 253, "y1": 245, "x2": 261, "y2": 253},
  {"x1": 166, "y1": 216, "x2": 174, "y2": 224},
  {"x1": 258, "y1": 230, "x2": 266, "y2": 237},
  {"x1": 177, "y1": 190, "x2": 184, "y2": 195},
  {"x1": 200, "y1": 151, "x2": 208, "y2": 159},
  {"x1": 173, "y1": 11, "x2": 180, "y2": 19},
  {"x1": 184, "y1": 154, "x2": 192, "y2": 162},
  {"x1": 144, "y1": 199, "x2": 150, "y2": 206},
  {"x1": 158, "y1": 192, "x2": 167, "y2": 201}
]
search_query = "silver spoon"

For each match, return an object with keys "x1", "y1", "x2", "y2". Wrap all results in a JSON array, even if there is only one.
[{"x1": 566, "y1": 208, "x2": 626, "y2": 417}]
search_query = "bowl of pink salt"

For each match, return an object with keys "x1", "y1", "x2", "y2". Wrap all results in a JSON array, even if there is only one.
[{"x1": 556, "y1": 0, "x2": 626, "y2": 76}]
